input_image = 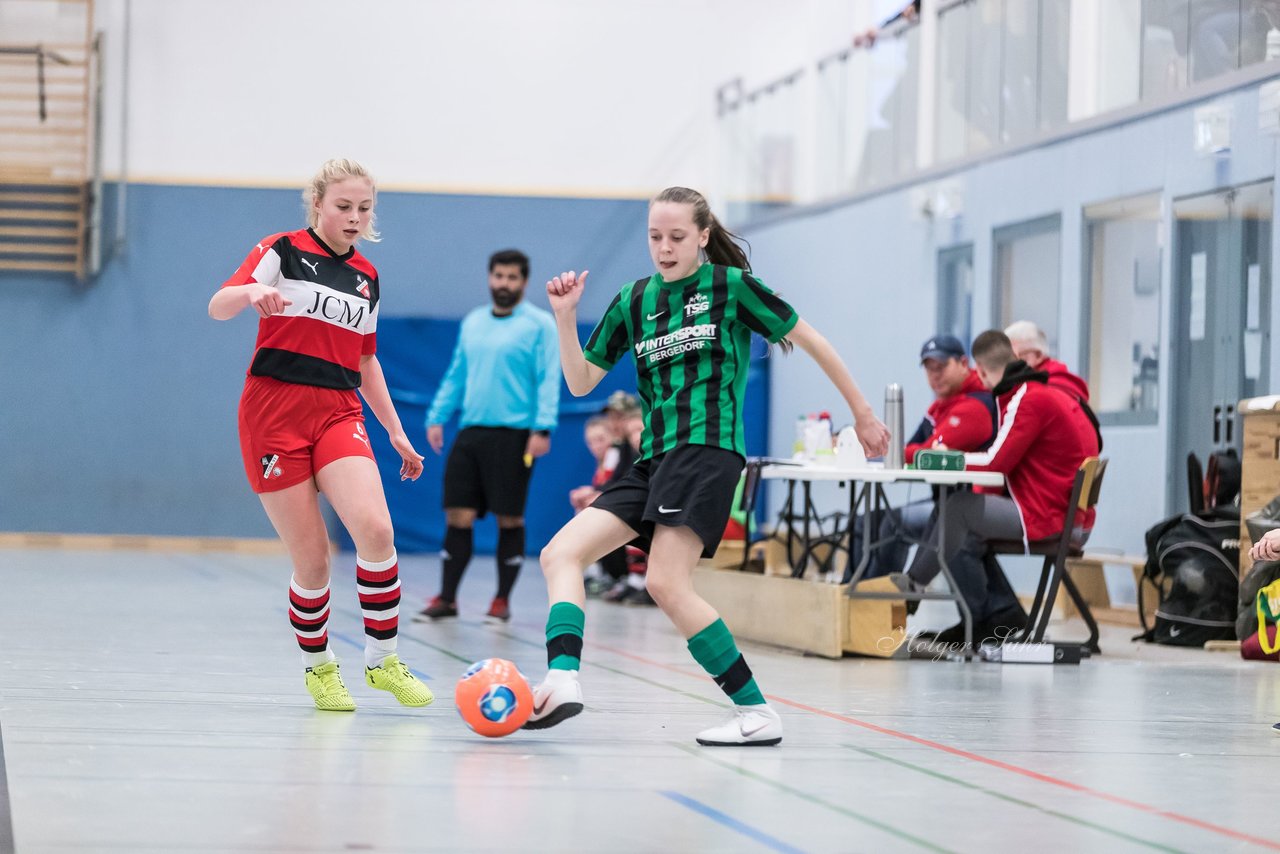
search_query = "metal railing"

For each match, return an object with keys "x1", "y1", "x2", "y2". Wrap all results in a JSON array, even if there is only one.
[{"x1": 715, "y1": 0, "x2": 1280, "y2": 223}]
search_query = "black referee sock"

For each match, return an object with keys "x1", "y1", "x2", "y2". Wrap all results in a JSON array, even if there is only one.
[
  {"x1": 439, "y1": 526, "x2": 472, "y2": 603},
  {"x1": 496, "y1": 525, "x2": 525, "y2": 599}
]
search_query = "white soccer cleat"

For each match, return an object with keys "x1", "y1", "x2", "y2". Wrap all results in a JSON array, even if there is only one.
[
  {"x1": 521, "y1": 669, "x2": 584, "y2": 730},
  {"x1": 696, "y1": 703, "x2": 783, "y2": 747}
]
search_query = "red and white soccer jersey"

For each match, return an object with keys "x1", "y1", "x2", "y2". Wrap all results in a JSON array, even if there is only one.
[{"x1": 222, "y1": 227, "x2": 379, "y2": 390}]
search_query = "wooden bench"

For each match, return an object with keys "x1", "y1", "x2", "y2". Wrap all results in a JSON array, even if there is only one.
[{"x1": 691, "y1": 564, "x2": 908, "y2": 660}]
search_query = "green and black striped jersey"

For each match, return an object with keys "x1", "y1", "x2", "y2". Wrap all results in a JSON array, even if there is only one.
[{"x1": 583, "y1": 264, "x2": 798, "y2": 460}]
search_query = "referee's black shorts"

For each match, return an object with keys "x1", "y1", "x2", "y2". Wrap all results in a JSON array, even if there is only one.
[
  {"x1": 442, "y1": 426, "x2": 532, "y2": 518},
  {"x1": 590, "y1": 443, "x2": 744, "y2": 558}
]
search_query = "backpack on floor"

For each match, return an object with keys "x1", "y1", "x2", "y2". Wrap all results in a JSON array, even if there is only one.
[{"x1": 1138, "y1": 507, "x2": 1240, "y2": 646}]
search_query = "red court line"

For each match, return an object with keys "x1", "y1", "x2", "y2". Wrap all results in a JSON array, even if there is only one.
[{"x1": 588, "y1": 639, "x2": 1279, "y2": 852}]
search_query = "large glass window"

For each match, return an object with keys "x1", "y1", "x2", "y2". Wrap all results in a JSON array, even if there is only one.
[
  {"x1": 1084, "y1": 193, "x2": 1162, "y2": 421},
  {"x1": 935, "y1": 1, "x2": 970, "y2": 163},
  {"x1": 1094, "y1": 0, "x2": 1143, "y2": 115},
  {"x1": 1037, "y1": 0, "x2": 1071, "y2": 132},
  {"x1": 1141, "y1": 1, "x2": 1277, "y2": 99},
  {"x1": 994, "y1": 215, "x2": 1062, "y2": 353},
  {"x1": 853, "y1": 19, "x2": 921, "y2": 190}
]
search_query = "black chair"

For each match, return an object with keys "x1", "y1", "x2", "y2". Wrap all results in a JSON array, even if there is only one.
[
  {"x1": 1187, "y1": 452, "x2": 1205, "y2": 514},
  {"x1": 987, "y1": 456, "x2": 1107, "y2": 654}
]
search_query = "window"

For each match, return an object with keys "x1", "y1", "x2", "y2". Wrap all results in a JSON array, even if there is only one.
[
  {"x1": 1084, "y1": 193, "x2": 1162, "y2": 421},
  {"x1": 993, "y1": 215, "x2": 1062, "y2": 353},
  {"x1": 937, "y1": 244, "x2": 974, "y2": 347}
]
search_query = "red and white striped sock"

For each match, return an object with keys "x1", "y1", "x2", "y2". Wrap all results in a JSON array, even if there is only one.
[
  {"x1": 357, "y1": 552, "x2": 400, "y2": 669},
  {"x1": 289, "y1": 577, "x2": 333, "y2": 669}
]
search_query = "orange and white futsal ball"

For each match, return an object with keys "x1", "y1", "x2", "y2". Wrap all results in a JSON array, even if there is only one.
[{"x1": 455, "y1": 658, "x2": 534, "y2": 737}]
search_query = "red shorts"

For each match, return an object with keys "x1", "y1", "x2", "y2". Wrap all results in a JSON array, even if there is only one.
[{"x1": 238, "y1": 375, "x2": 375, "y2": 494}]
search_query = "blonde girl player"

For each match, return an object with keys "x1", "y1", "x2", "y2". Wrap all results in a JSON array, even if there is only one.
[
  {"x1": 524, "y1": 186, "x2": 890, "y2": 745},
  {"x1": 208, "y1": 158, "x2": 433, "y2": 712}
]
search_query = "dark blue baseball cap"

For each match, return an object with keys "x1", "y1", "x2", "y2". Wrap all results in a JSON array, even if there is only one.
[{"x1": 920, "y1": 334, "x2": 966, "y2": 363}]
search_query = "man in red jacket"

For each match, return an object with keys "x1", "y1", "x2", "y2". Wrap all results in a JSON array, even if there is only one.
[
  {"x1": 904, "y1": 330, "x2": 1100, "y2": 644},
  {"x1": 856, "y1": 334, "x2": 996, "y2": 578},
  {"x1": 1004, "y1": 320, "x2": 1090, "y2": 402}
]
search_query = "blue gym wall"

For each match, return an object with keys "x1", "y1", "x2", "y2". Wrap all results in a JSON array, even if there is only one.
[
  {"x1": 0, "y1": 182, "x2": 771, "y2": 553},
  {"x1": 342, "y1": 319, "x2": 772, "y2": 556}
]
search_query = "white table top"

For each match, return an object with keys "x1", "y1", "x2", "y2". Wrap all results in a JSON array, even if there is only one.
[{"x1": 760, "y1": 460, "x2": 1005, "y2": 488}]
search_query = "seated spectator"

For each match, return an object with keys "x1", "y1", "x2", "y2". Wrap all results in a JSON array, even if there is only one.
[
  {"x1": 846, "y1": 334, "x2": 996, "y2": 580},
  {"x1": 600, "y1": 409, "x2": 655, "y2": 606},
  {"x1": 570, "y1": 416, "x2": 621, "y2": 513},
  {"x1": 1004, "y1": 320, "x2": 1089, "y2": 402},
  {"x1": 574, "y1": 415, "x2": 644, "y2": 599},
  {"x1": 601, "y1": 389, "x2": 642, "y2": 439},
  {"x1": 897, "y1": 330, "x2": 1100, "y2": 645}
]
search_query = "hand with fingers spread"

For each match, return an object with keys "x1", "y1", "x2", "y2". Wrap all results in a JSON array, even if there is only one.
[
  {"x1": 547, "y1": 269, "x2": 589, "y2": 316},
  {"x1": 247, "y1": 282, "x2": 292, "y2": 319}
]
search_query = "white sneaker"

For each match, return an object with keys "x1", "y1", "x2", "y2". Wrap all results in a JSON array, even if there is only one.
[
  {"x1": 696, "y1": 703, "x2": 783, "y2": 747},
  {"x1": 521, "y1": 669, "x2": 584, "y2": 730}
]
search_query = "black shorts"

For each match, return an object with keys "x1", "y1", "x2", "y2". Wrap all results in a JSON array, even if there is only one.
[
  {"x1": 590, "y1": 444, "x2": 744, "y2": 558},
  {"x1": 443, "y1": 426, "x2": 532, "y2": 518}
]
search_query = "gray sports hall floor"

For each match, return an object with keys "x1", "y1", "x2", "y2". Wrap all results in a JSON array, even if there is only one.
[{"x1": 0, "y1": 545, "x2": 1277, "y2": 853}]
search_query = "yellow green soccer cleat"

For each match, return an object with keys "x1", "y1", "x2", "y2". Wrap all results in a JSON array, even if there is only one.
[
  {"x1": 365, "y1": 654, "x2": 434, "y2": 707},
  {"x1": 305, "y1": 660, "x2": 356, "y2": 712}
]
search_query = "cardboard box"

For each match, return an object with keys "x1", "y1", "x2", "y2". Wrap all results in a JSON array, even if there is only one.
[{"x1": 1239, "y1": 399, "x2": 1280, "y2": 575}]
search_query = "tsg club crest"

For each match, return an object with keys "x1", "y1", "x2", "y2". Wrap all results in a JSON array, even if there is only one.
[{"x1": 684, "y1": 292, "x2": 710, "y2": 318}]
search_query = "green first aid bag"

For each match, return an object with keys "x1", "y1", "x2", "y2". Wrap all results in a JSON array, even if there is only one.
[{"x1": 914, "y1": 449, "x2": 966, "y2": 471}]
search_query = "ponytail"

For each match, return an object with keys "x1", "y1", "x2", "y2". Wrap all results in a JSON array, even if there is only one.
[{"x1": 704, "y1": 212, "x2": 751, "y2": 271}]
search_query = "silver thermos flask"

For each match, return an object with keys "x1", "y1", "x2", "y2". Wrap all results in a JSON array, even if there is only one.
[{"x1": 885, "y1": 383, "x2": 904, "y2": 469}]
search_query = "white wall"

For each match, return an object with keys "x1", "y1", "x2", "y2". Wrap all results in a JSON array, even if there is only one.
[{"x1": 93, "y1": 0, "x2": 878, "y2": 194}]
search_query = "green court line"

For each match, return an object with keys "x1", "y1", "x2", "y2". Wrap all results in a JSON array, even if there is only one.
[
  {"x1": 672, "y1": 742, "x2": 956, "y2": 853},
  {"x1": 846, "y1": 745, "x2": 1188, "y2": 854}
]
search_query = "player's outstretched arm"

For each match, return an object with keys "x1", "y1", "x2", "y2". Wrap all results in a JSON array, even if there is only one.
[
  {"x1": 547, "y1": 270, "x2": 606, "y2": 396},
  {"x1": 787, "y1": 318, "x2": 890, "y2": 458}
]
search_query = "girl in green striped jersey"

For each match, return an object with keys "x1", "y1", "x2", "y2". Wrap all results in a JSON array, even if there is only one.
[{"x1": 523, "y1": 187, "x2": 889, "y2": 744}]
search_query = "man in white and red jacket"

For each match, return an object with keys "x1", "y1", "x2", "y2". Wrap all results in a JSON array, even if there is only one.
[{"x1": 904, "y1": 330, "x2": 1100, "y2": 644}]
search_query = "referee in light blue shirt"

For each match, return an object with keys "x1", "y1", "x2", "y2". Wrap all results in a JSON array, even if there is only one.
[{"x1": 416, "y1": 249, "x2": 561, "y2": 624}]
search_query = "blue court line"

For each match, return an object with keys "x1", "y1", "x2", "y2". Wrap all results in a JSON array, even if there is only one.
[
  {"x1": 0, "y1": 719, "x2": 15, "y2": 854},
  {"x1": 275, "y1": 609, "x2": 431, "y2": 681},
  {"x1": 658, "y1": 790, "x2": 809, "y2": 854}
]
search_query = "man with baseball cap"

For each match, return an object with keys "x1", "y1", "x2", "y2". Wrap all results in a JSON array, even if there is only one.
[{"x1": 853, "y1": 333, "x2": 997, "y2": 579}]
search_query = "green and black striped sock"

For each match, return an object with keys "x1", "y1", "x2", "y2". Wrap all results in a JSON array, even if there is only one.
[
  {"x1": 687, "y1": 618, "x2": 765, "y2": 706},
  {"x1": 545, "y1": 602, "x2": 585, "y2": 671}
]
